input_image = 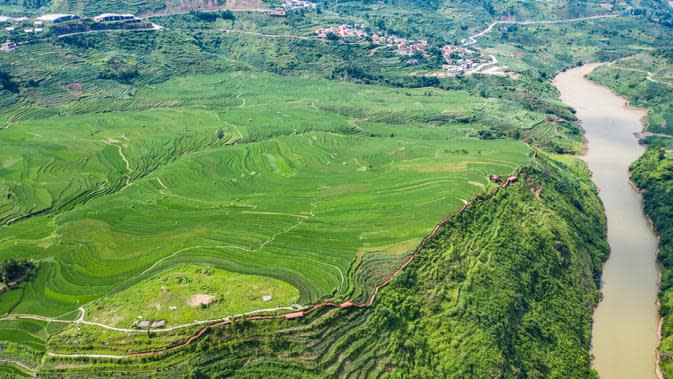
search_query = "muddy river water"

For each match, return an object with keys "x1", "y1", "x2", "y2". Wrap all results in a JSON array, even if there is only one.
[{"x1": 554, "y1": 64, "x2": 660, "y2": 378}]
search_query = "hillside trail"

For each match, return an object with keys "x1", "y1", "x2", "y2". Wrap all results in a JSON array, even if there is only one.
[
  {"x1": 606, "y1": 64, "x2": 673, "y2": 87},
  {"x1": 463, "y1": 13, "x2": 620, "y2": 46},
  {"x1": 0, "y1": 358, "x2": 37, "y2": 376}
]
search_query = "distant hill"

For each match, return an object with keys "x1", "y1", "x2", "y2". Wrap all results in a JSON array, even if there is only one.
[{"x1": 0, "y1": 0, "x2": 264, "y2": 17}]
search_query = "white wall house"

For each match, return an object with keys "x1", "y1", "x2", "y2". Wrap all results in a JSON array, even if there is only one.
[{"x1": 36, "y1": 14, "x2": 80, "y2": 24}]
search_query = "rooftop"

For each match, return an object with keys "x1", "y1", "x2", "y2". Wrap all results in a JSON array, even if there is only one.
[
  {"x1": 36, "y1": 13, "x2": 79, "y2": 22},
  {"x1": 93, "y1": 13, "x2": 136, "y2": 19}
]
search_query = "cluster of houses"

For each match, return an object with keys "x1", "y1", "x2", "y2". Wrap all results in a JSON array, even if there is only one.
[
  {"x1": 268, "y1": 0, "x2": 317, "y2": 16},
  {"x1": 315, "y1": 25, "x2": 430, "y2": 60},
  {"x1": 315, "y1": 24, "x2": 368, "y2": 39},
  {"x1": 371, "y1": 32, "x2": 429, "y2": 58},
  {"x1": 0, "y1": 12, "x2": 145, "y2": 52},
  {"x1": 440, "y1": 44, "x2": 491, "y2": 75},
  {"x1": 0, "y1": 12, "x2": 142, "y2": 26}
]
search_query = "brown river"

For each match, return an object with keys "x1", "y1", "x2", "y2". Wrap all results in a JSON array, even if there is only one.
[{"x1": 554, "y1": 64, "x2": 660, "y2": 378}]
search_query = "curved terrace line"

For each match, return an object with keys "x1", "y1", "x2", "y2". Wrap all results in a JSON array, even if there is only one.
[{"x1": 0, "y1": 359, "x2": 37, "y2": 376}]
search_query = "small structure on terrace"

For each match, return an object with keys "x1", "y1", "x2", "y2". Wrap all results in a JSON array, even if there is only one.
[
  {"x1": 372, "y1": 32, "x2": 428, "y2": 57},
  {"x1": 1, "y1": 41, "x2": 17, "y2": 52},
  {"x1": 93, "y1": 13, "x2": 142, "y2": 23},
  {"x1": 134, "y1": 319, "x2": 166, "y2": 329},
  {"x1": 441, "y1": 44, "x2": 491, "y2": 75},
  {"x1": 316, "y1": 24, "x2": 367, "y2": 39},
  {"x1": 283, "y1": 0, "x2": 317, "y2": 10},
  {"x1": 35, "y1": 13, "x2": 80, "y2": 24}
]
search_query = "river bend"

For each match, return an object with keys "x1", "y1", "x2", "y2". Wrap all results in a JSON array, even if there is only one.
[{"x1": 554, "y1": 64, "x2": 660, "y2": 379}]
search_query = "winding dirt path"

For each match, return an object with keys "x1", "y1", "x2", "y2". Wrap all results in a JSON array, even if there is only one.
[
  {"x1": 608, "y1": 65, "x2": 673, "y2": 88},
  {"x1": 102, "y1": 140, "x2": 132, "y2": 179},
  {"x1": 463, "y1": 14, "x2": 620, "y2": 46}
]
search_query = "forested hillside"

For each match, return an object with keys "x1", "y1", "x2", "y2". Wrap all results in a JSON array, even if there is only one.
[
  {"x1": 631, "y1": 144, "x2": 673, "y2": 376},
  {"x1": 589, "y1": 52, "x2": 673, "y2": 135}
]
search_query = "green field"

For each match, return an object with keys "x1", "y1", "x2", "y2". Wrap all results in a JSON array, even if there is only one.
[
  {"x1": 0, "y1": 70, "x2": 528, "y2": 363},
  {"x1": 38, "y1": 154, "x2": 608, "y2": 377},
  {"x1": 87, "y1": 265, "x2": 300, "y2": 328},
  {"x1": 0, "y1": 0, "x2": 670, "y2": 374}
]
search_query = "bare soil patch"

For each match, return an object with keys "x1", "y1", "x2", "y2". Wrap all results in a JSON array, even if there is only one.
[{"x1": 188, "y1": 294, "x2": 215, "y2": 307}]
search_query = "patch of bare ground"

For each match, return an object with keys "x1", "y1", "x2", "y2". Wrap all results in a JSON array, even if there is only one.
[
  {"x1": 64, "y1": 83, "x2": 84, "y2": 97},
  {"x1": 188, "y1": 294, "x2": 215, "y2": 307}
]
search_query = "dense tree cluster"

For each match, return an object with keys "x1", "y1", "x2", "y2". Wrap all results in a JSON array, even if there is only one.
[
  {"x1": 631, "y1": 144, "x2": 673, "y2": 375},
  {"x1": 0, "y1": 259, "x2": 35, "y2": 285}
]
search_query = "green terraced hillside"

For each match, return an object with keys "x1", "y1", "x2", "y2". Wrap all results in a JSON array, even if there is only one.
[
  {"x1": 0, "y1": 71, "x2": 529, "y2": 372},
  {"x1": 38, "y1": 154, "x2": 608, "y2": 378}
]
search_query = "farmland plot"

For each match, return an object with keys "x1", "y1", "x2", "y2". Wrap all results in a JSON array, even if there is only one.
[{"x1": 0, "y1": 71, "x2": 527, "y2": 359}]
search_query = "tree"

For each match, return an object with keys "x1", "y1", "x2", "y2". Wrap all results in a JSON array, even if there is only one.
[
  {"x1": 0, "y1": 259, "x2": 35, "y2": 284},
  {"x1": 0, "y1": 70, "x2": 19, "y2": 93}
]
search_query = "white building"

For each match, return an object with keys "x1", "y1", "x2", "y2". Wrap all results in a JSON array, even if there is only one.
[
  {"x1": 1, "y1": 41, "x2": 17, "y2": 52},
  {"x1": 35, "y1": 14, "x2": 80, "y2": 24},
  {"x1": 442, "y1": 64, "x2": 465, "y2": 75},
  {"x1": 92, "y1": 13, "x2": 141, "y2": 23},
  {"x1": 0, "y1": 16, "x2": 12, "y2": 23}
]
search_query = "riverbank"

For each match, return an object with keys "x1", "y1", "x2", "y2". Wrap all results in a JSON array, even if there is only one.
[
  {"x1": 554, "y1": 64, "x2": 660, "y2": 379},
  {"x1": 631, "y1": 143, "x2": 673, "y2": 377}
]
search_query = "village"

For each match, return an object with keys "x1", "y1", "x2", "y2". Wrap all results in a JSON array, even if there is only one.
[
  {"x1": 0, "y1": 12, "x2": 152, "y2": 52},
  {"x1": 440, "y1": 44, "x2": 498, "y2": 75},
  {"x1": 267, "y1": 0, "x2": 317, "y2": 16},
  {"x1": 1, "y1": 6, "x2": 502, "y2": 76},
  {"x1": 315, "y1": 24, "x2": 430, "y2": 59}
]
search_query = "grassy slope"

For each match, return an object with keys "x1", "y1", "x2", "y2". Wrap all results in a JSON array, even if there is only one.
[
  {"x1": 86, "y1": 265, "x2": 301, "y2": 327},
  {"x1": 631, "y1": 144, "x2": 673, "y2": 377},
  {"x1": 40, "y1": 154, "x2": 608, "y2": 377},
  {"x1": 0, "y1": 70, "x2": 529, "y2": 362},
  {"x1": 588, "y1": 53, "x2": 673, "y2": 135}
]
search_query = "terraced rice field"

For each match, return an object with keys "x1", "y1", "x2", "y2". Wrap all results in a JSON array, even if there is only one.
[{"x1": 0, "y1": 71, "x2": 528, "y2": 364}]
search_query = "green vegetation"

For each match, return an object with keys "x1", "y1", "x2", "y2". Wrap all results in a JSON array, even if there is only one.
[
  {"x1": 631, "y1": 142, "x2": 673, "y2": 376},
  {"x1": 0, "y1": 0, "x2": 670, "y2": 375},
  {"x1": 0, "y1": 259, "x2": 35, "y2": 286},
  {"x1": 39, "y1": 154, "x2": 608, "y2": 377},
  {"x1": 0, "y1": 0, "x2": 168, "y2": 16},
  {"x1": 87, "y1": 265, "x2": 300, "y2": 328},
  {"x1": 0, "y1": 70, "x2": 528, "y2": 308},
  {"x1": 589, "y1": 53, "x2": 673, "y2": 135},
  {"x1": 0, "y1": 69, "x2": 529, "y2": 368}
]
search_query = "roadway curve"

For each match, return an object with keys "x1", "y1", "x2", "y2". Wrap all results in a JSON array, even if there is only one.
[{"x1": 463, "y1": 14, "x2": 620, "y2": 46}]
